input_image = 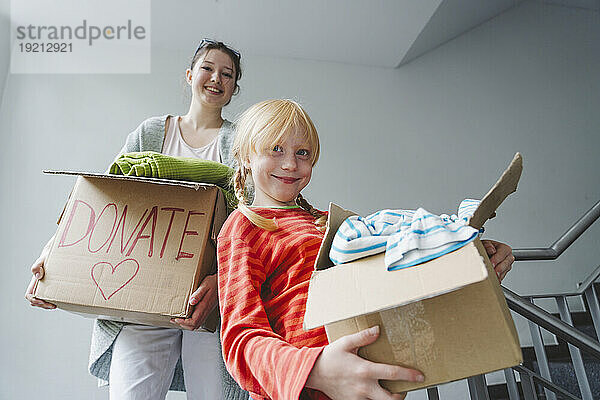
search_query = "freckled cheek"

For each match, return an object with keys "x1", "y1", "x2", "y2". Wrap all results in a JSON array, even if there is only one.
[
  {"x1": 300, "y1": 166, "x2": 312, "y2": 187},
  {"x1": 250, "y1": 161, "x2": 272, "y2": 181}
]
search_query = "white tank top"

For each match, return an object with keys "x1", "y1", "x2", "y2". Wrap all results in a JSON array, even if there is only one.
[{"x1": 162, "y1": 116, "x2": 221, "y2": 162}]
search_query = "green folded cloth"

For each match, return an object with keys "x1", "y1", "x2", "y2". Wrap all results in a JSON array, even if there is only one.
[{"x1": 109, "y1": 151, "x2": 237, "y2": 212}]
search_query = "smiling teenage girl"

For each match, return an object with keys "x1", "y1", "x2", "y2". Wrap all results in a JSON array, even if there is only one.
[{"x1": 25, "y1": 40, "x2": 247, "y2": 400}]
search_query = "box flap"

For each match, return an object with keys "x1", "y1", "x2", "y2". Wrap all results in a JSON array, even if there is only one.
[
  {"x1": 44, "y1": 170, "x2": 215, "y2": 190},
  {"x1": 314, "y1": 203, "x2": 357, "y2": 271},
  {"x1": 304, "y1": 240, "x2": 488, "y2": 330},
  {"x1": 468, "y1": 152, "x2": 522, "y2": 230}
]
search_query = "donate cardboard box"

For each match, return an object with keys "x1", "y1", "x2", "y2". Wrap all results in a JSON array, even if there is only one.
[
  {"x1": 34, "y1": 171, "x2": 227, "y2": 331},
  {"x1": 304, "y1": 153, "x2": 524, "y2": 392}
]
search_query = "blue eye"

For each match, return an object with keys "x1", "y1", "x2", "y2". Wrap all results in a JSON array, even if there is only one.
[
  {"x1": 297, "y1": 149, "x2": 310, "y2": 157},
  {"x1": 272, "y1": 145, "x2": 283, "y2": 152}
]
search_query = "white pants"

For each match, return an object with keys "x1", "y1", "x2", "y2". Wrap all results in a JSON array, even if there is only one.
[{"x1": 109, "y1": 324, "x2": 222, "y2": 400}]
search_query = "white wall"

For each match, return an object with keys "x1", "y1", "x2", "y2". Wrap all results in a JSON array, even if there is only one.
[
  {"x1": 1, "y1": 1, "x2": 599, "y2": 399},
  {"x1": 0, "y1": 0, "x2": 9, "y2": 107}
]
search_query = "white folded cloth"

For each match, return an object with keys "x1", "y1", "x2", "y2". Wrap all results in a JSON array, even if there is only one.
[{"x1": 330, "y1": 199, "x2": 480, "y2": 270}]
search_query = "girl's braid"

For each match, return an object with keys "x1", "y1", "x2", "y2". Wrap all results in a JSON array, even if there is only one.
[
  {"x1": 232, "y1": 166, "x2": 278, "y2": 231},
  {"x1": 296, "y1": 193, "x2": 327, "y2": 232},
  {"x1": 232, "y1": 167, "x2": 248, "y2": 205}
]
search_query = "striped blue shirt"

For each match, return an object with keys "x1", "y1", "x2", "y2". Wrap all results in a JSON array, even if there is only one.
[{"x1": 330, "y1": 199, "x2": 480, "y2": 270}]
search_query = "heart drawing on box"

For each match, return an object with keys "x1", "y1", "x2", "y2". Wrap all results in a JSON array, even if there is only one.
[{"x1": 91, "y1": 258, "x2": 140, "y2": 301}]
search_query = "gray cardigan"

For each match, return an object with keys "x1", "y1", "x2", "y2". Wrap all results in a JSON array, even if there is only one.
[
  {"x1": 88, "y1": 115, "x2": 247, "y2": 399},
  {"x1": 117, "y1": 114, "x2": 236, "y2": 165}
]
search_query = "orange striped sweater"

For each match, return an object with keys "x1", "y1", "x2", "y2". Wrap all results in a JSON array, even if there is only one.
[{"x1": 217, "y1": 207, "x2": 330, "y2": 400}]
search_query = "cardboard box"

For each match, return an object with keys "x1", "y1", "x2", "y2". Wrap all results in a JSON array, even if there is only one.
[
  {"x1": 34, "y1": 171, "x2": 227, "y2": 331},
  {"x1": 304, "y1": 154, "x2": 524, "y2": 392}
]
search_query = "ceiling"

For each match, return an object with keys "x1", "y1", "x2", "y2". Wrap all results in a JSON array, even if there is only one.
[
  {"x1": 150, "y1": 0, "x2": 527, "y2": 68},
  {"x1": 2, "y1": 0, "x2": 598, "y2": 69}
]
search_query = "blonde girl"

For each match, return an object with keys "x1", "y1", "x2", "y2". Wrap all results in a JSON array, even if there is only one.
[{"x1": 217, "y1": 99, "x2": 424, "y2": 400}]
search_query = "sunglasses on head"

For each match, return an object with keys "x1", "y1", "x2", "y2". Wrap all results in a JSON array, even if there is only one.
[{"x1": 193, "y1": 39, "x2": 241, "y2": 61}]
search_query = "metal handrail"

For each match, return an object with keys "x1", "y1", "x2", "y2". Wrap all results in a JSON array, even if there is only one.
[
  {"x1": 513, "y1": 365, "x2": 581, "y2": 400},
  {"x1": 503, "y1": 287, "x2": 600, "y2": 359},
  {"x1": 500, "y1": 263, "x2": 600, "y2": 400},
  {"x1": 513, "y1": 200, "x2": 600, "y2": 261}
]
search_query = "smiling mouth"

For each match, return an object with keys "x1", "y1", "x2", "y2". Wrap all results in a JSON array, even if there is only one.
[
  {"x1": 273, "y1": 175, "x2": 300, "y2": 184},
  {"x1": 204, "y1": 86, "x2": 223, "y2": 94}
]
